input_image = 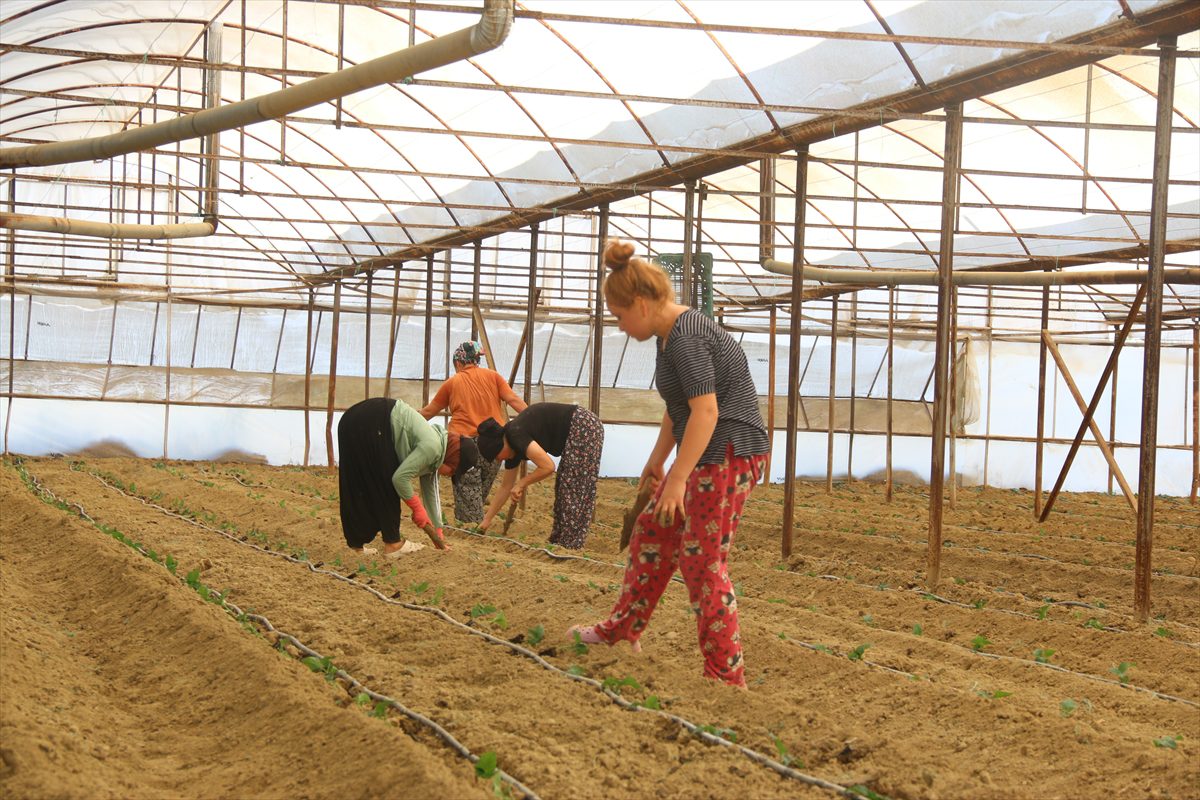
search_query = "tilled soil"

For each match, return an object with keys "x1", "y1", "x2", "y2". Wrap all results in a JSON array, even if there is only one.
[{"x1": 2, "y1": 455, "x2": 1197, "y2": 800}]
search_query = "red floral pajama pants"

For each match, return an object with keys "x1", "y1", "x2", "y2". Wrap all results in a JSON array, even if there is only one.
[{"x1": 592, "y1": 447, "x2": 766, "y2": 686}]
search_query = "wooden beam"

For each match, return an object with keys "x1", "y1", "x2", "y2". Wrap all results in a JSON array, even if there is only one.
[
  {"x1": 1040, "y1": 283, "x2": 1146, "y2": 520},
  {"x1": 590, "y1": 206, "x2": 608, "y2": 415},
  {"x1": 325, "y1": 281, "x2": 341, "y2": 472},
  {"x1": 1042, "y1": 331, "x2": 1138, "y2": 514},
  {"x1": 782, "y1": 146, "x2": 808, "y2": 559}
]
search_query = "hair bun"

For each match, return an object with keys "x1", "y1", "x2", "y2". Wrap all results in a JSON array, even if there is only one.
[{"x1": 603, "y1": 239, "x2": 635, "y2": 270}]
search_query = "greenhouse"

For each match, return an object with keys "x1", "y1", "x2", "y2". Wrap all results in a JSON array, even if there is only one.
[{"x1": 1, "y1": 2, "x2": 1197, "y2": 798}]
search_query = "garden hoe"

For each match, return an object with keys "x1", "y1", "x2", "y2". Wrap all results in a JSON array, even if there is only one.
[
  {"x1": 619, "y1": 479, "x2": 657, "y2": 551},
  {"x1": 500, "y1": 497, "x2": 519, "y2": 536}
]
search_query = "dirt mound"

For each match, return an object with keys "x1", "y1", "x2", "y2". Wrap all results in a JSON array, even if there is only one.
[{"x1": 71, "y1": 439, "x2": 141, "y2": 458}]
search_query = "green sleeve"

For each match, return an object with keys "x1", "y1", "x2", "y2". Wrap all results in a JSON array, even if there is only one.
[{"x1": 419, "y1": 473, "x2": 444, "y2": 529}]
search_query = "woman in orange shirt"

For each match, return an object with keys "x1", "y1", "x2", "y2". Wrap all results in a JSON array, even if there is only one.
[{"x1": 420, "y1": 340, "x2": 527, "y2": 523}]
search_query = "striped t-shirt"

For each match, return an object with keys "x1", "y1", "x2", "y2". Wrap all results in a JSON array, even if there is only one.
[{"x1": 655, "y1": 309, "x2": 769, "y2": 465}]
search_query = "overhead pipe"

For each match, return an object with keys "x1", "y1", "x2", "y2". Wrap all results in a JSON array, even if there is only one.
[
  {"x1": 761, "y1": 259, "x2": 1200, "y2": 287},
  {"x1": 0, "y1": 0, "x2": 513, "y2": 240},
  {"x1": 0, "y1": 0, "x2": 513, "y2": 169}
]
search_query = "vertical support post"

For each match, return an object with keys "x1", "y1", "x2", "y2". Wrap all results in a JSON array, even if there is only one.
[
  {"x1": 3, "y1": 180, "x2": 15, "y2": 455},
  {"x1": 364, "y1": 272, "x2": 372, "y2": 399},
  {"x1": 1109, "y1": 332, "x2": 1119, "y2": 495},
  {"x1": 524, "y1": 224, "x2": 539, "y2": 404},
  {"x1": 782, "y1": 147, "x2": 808, "y2": 559},
  {"x1": 1035, "y1": 280, "x2": 1050, "y2": 517},
  {"x1": 927, "y1": 102, "x2": 962, "y2": 590},
  {"x1": 423, "y1": 254, "x2": 433, "y2": 405},
  {"x1": 471, "y1": 241, "x2": 482, "y2": 340},
  {"x1": 886, "y1": 286, "x2": 895, "y2": 501},
  {"x1": 983, "y1": 287, "x2": 993, "y2": 488},
  {"x1": 826, "y1": 298, "x2": 839, "y2": 493},
  {"x1": 1135, "y1": 35, "x2": 1177, "y2": 622},
  {"x1": 385, "y1": 266, "x2": 400, "y2": 399},
  {"x1": 1192, "y1": 323, "x2": 1198, "y2": 504},
  {"x1": 162, "y1": 205, "x2": 173, "y2": 460},
  {"x1": 326, "y1": 281, "x2": 342, "y2": 471},
  {"x1": 948, "y1": 291, "x2": 959, "y2": 507},
  {"x1": 590, "y1": 206, "x2": 609, "y2": 415},
  {"x1": 767, "y1": 303, "x2": 777, "y2": 479},
  {"x1": 682, "y1": 181, "x2": 695, "y2": 307},
  {"x1": 759, "y1": 157, "x2": 775, "y2": 263},
  {"x1": 303, "y1": 288, "x2": 313, "y2": 466},
  {"x1": 848, "y1": 294, "x2": 858, "y2": 480}
]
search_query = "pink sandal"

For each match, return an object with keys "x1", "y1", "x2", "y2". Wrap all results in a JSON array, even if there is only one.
[{"x1": 567, "y1": 624, "x2": 641, "y2": 653}]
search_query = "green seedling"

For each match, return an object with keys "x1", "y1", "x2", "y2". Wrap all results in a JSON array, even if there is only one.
[
  {"x1": 1060, "y1": 698, "x2": 1079, "y2": 718},
  {"x1": 640, "y1": 695, "x2": 662, "y2": 710},
  {"x1": 769, "y1": 733, "x2": 798, "y2": 767},
  {"x1": 847, "y1": 643, "x2": 870, "y2": 662},
  {"x1": 972, "y1": 599, "x2": 987, "y2": 610},
  {"x1": 588, "y1": 581, "x2": 602, "y2": 591},
  {"x1": 474, "y1": 751, "x2": 498, "y2": 779},
  {"x1": 165, "y1": 555, "x2": 178, "y2": 575},
  {"x1": 767, "y1": 598, "x2": 787, "y2": 604},
  {"x1": 811, "y1": 644, "x2": 834, "y2": 654},
  {"x1": 977, "y1": 689, "x2": 1012, "y2": 700},
  {"x1": 1110, "y1": 661, "x2": 1134, "y2": 685},
  {"x1": 734, "y1": 582, "x2": 745, "y2": 598},
  {"x1": 526, "y1": 624, "x2": 545, "y2": 647},
  {"x1": 1035, "y1": 604, "x2": 1050, "y2": 620},
  {"x1": 409, "y1": 580, "x2": 429, "y2": 595},
  {"x1": 470, "y1": 603, "x2": 497, "y2": 618},
  {"x1": 566, "y1": 665, "x2": 588, "y2": 677},
  {"x1": 431, "y1": 587, "x2": 445, "y2": 606},
  {"x1": 354, "y1": 693, "x2": 371, "y2": 707},
  {"x1": 1033, "y1": 648, "x2": 1055, "y2": 664},
  {"x1": 848, "y1": 784, "x2": 889, "y2": 800},
  {"x1": 1153, "y1": 627, "x2": 1173, "y2": 639},
  {"x1": 777, "y1": 632, "x2": 788, "y2": 640},
  {"x1": 571, "y1": 631, "x2": 590, "y2": 655},
  {"x1": 370, "y1": 701, "x2": 389, "y2": 719},
  {"x1": 1083, "y1": 618, "x2": 1105, "y2": 630},
  {"x1": 912, "y1": 624, "x2": 923, "y2": 636},
  {"x1": 553, "y1": 574, "x2": 568, "y2": 582},
  {"x1": 970, "y1": 635, "x2": 991, "y2": 652},
  {"x1": 601, "y1": 676, "x2": 642, "y2": 693},
  {"x1": 1153, "y1": 735, "x2": 1181, "y2": 750}
]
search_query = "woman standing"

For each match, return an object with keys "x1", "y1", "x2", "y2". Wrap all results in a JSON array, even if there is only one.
[
  {"x1": 475, "y1": 402, "x2": 603, "y2": 550},
  {"x1": 337, "y1": 396, "x2": 477, "y2": 556},
  {"x1": 419, "y1": 340, "x2": 526, "y2": 523},
  {"x1": 568, "y1": 240, "x2": 769, "y2": 688}
]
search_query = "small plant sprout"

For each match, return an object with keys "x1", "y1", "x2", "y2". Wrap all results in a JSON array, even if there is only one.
[
  {"x1": 696, "y1": 724, "x2": 737, "y2": 742},
  {"x1": 1035, "y1": 604, "x2": 1050, "y2": 621},
  {"x1": 970, "y1": 635, "x2": 991, "y2": 652},
  {"x1": 526, "y1": 624, "x2": 545, "y2": 647},
  {"x1": 409, "y1": 581, "x2": 429, "y2": 595},
  {"x1": 1153, "y1": 626, "x2": 1174, "y2": 639},
  {"x1": 1153, "y1": 735, "x2": 1181, "y2": 750},
  {"x1": 912, "y1": 624, "x2": 923, "y2": 636},
  {"x1": 847, "y1": 643, "x2": 870, "y2": 662},
  {"x1": 571, "y1": 630, "x2": 590, "y2": 655},
  {"x1": 976, "y1": 688, "x2": 1012, "y2": 700},
  {"x1": 769, "y1": 732, "x2": 798, "y2": 767},
  {"x1": 566, "y1": 665, "x2": 588, "y2": 677},
  {"x1": 370, "y1": 701, "x2": 389, "y2": 719},
  {"x1": 1060, "y1": 699, "x2": 1079, "y2": 718},
  {"x1": 1033, "y1": 648, "x2": 1055, "y2": 664},
  {"x1": 601, "y1": 676, "x2": 642, "y2": 694},
  {"x1": 1110, "y1": 661, "x2": 1135, "y2": 685},
  {"x1": 640, "y1": 695, "x2": 663, "y2": 710}
]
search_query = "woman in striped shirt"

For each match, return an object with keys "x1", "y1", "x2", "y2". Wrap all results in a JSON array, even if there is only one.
[{"x1": 568, "y1": 240, "x2": 769, "y2": 688}]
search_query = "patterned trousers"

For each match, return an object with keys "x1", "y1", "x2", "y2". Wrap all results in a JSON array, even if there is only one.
[
  {"x1": 549, "y1": 407, "x2": 604, "y2": 549},
  {"x1": 451, "y1": 454, "x2": 500, "y2": 524},
  {"x1": 592, "y1": 448, "x2": 766, "y2": 686}
]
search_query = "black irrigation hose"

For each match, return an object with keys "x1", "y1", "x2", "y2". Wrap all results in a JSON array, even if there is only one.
[
  {"x1": 14, "y1": 463, "x2": 538, "y2": 800},
  {"x1": 69, "y1": 465, "x2": 865, "y2": 800}
]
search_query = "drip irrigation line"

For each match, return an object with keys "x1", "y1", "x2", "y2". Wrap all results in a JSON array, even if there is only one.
[
  {"x1": 232, "y1": 606, "x2": 541, "y2": 800},
  {"x1": 13, "y1": 461, "x2": 539, "y2": 800},
  {"x1": 66, "y1": 464, "x2": 862, "y2": 799}
]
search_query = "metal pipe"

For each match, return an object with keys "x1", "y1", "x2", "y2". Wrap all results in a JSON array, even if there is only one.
[
  {"x1": 0, "y1": 214, "x2": 215, "y2": 239},
  {"x1": 761, "y1": 259, "x2": 1200, "y2": 286},
  {"x1": 590, "y1": 206, "x2": 609, "y2": 415},
  {"x1": 1135, "y1": 35, "x2": 1177, "y2": 622},
  {"x1": 0, "y1": 1, "x2": 514, "y2": 169},
  {"x1": 781, "y1": 146, "x2": 808, "y2": 559}
]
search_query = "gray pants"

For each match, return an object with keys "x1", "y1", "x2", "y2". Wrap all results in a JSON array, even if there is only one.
[{"x1": 451, "y1": 456, "x2": 501, "y2": 523}]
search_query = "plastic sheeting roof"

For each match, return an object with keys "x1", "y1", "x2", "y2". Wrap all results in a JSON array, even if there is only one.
[{"x1": 1, "y1": 1, "x2": 1197, "y2": 316}]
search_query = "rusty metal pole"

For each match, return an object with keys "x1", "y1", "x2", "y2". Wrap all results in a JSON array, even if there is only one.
[
  {"x1": 303, "y1": 288, "x2": 313, "y2": 466},
  {"x1": 325, "y1": 281, "x2": 342, "y2": 471},
  {"x1": 682, "y1": 181, "x2": 695, "y2": 308},
  {"x1": 782, "y1": 147, "x2": 809, "y2": 559},
  {"x1": 471, "y1": 241, "x2": 481, "y2": 340},
  {"x1": 1135, "y1": 35, "x2": 1177, "y2": 622},
  {"x1": 826, "y1": 298, "x2": 839, "y2": 493},
  {"x1": 948, "y1": 291, "x2": 959, "y2": 507},
  {"x1": 767, "y1": 303, "x2": 777, "y2": 479},
  {"x1": 590, "y1": 206, "x2": 609, "y2": 415},
  {"x1": 1192, "y1": 322, "x2": 1198, "y2": 504},
  {"x1": 886, "y1": 286, "x2": 895, "y2": 501},
  {"x1": 364, "y1": 272, "x2": 372, "y2": 399},
  {"x1": 524, "y1": 224, "x2": 539, "y2": 404},
  {"x1": 384, "y1": 265, "x2": 400, "y2": 399},
  {"x1": 927, "y1": 102, "x2": 962, "y2": 590},
  {"x1": 423, "y1": 254, "x2": 433, "y2": 405},
  {"x1": 1035, "y1": 280, "x2": 1050, "y2": 518}
]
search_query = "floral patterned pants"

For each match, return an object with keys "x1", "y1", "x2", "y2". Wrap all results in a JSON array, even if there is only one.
[
  {"x1": 549, "y1": 407, "x2": 604, "y2": 549},
  {"x1": 451, "y1": 453, "x2": 500, "y2": 523},
  {"x1": 592, "y1": 448, "x2": 766, "y2": 686}
]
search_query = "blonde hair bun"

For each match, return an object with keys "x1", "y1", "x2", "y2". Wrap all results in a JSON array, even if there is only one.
[{"x1": 603, "y1": 239, "x2": 635, "y2": 270}]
